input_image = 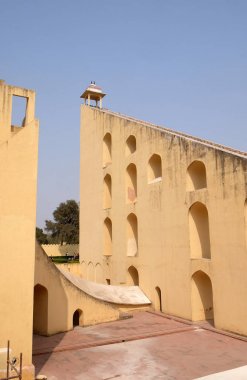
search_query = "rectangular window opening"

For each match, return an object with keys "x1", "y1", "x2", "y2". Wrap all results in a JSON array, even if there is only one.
[{"x1": 11, "y1": 95, "x2": 27, "y2": 127}]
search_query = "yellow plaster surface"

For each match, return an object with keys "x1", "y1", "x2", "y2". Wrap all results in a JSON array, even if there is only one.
[
  {"x1": 0, "y1": 81, "x2": 39, "y2": 379},
  {"x1": 79, "y1": 105, "x2": 247, "y2": 336},
  {"x1": 41, "y1": 243, "x2": 79, "y2": 257}
]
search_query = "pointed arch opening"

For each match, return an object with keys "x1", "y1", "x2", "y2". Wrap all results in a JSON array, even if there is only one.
[
  {"x1": 155, "y1": 286, "x2": 162, "y2": 311},
  {"x1": 187, "y1": 161, "x2": 207, "y2": 191},
  {"x1": 127, "y1": 266, "x2": 139, "y2": 285},
  {"x1": 33, "y1": 284, "x2": 48, "y2": 335},
  {"x1": 103, "y1": 133, "x2": 112, "y2": 167},
  {"x1": 126, "y1": 135, "x2": 136, "y2": 156},
  {"x1": 73, "y1": 309, "x2": 83, "y2": 327},
  {"x1": 126, "y1": 163, "x2": 137, "y2": 203},
  {"x1": 127, "y1": 213, "x2": 138, "y2": 257},
  {"x1": 191, "y1": 271, "x2": 214, "y2": 323},
  {"x1": 87, "y1": 261, "x2": 94, "y2": 281},
  {"x1": 95, "y1": 263, "x2": 104, "y2": 283},
  {"x1": 148, "y1": 154, "x2": 162, "y2": 183},
  {"x1": 103, "y1": 174, "x2": 112, "y2": 209},
  {"x1": 189, "y1": 202, "x2": 211, "y2": 259},
  {"x1": 104, "y1": 217, "x2": 112, "y2": 256}
]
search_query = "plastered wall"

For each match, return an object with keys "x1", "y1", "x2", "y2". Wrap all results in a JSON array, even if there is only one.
[
  {"x1": 80, "y1": 105, "x2": 247, "y2": 336},
  {"x1": 55, "y1": 262, "x2": 82, "y2": 277},
  {"x1": 34, "y1": 243, "x2": 120, "y2": 336},
  {"x1": 0, "y1": 81, "x2": 38, "y2": 380}
]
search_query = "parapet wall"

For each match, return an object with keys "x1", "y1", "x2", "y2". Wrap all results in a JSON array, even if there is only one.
[
  {"x1": 55, "y1": 262, "x2": 82, "y2": 277},
  {"x1": 41, "y1": 244, "x2": 79, "y2": 257}
]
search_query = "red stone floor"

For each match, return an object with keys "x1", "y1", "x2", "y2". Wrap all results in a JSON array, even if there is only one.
[{"x1": 33, "y1": 311, "x2": 247, "y2": 380}]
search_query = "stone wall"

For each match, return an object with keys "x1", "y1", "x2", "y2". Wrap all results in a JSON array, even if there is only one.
[
  {"x1": 79, "y1": 105, "x2": 247, "y2": 336},
  {"x1": 41, "y1": 244, "x2": 79, "y2": 257},
  {"x1": 0, "y1": 81, "x2": 39, "y2": 380}
]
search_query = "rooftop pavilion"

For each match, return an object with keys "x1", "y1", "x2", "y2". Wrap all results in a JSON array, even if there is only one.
[{"x1": 80, "y1": 81, "x2": 106, "y2": 109}]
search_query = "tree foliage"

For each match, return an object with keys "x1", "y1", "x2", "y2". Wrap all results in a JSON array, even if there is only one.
[
  {"x1": 44, "y1": 200, "x2": 79, "y2": 244},
  {"x1": 36, "y1": 227, "x2": 48, "y2": 244}
]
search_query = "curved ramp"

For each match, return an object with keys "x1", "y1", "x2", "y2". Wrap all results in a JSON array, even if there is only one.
[
  {"x1": 58, "y1": 267, "x2": 151, "y2": 305},
  {"x1": 35, "y1": 243, "x2": 151, "y2": 335}
]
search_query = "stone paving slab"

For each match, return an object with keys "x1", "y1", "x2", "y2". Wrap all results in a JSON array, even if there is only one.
[
  {"x1": 33, "y1": 311, "x2": 187, "y2": 355},
  {"x1": 195, "y1": 365, "x2": 247, "y2": 379},
  {"x1": 33, "y1": 312, "x2": 247, "y2": 380}
]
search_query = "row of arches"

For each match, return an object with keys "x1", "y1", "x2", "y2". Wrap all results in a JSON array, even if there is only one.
[
  {"x1": 81, "y1": 261, "x2": 104, "y2": 283},
  {"x1": 103, "y1": 132, "x2": 208, "y2": 191},
  {"x1": 33, "y1": 267, "x2": 214, "y2": 336},
  {"x1": 103, "y1": 163, "x2": 137, "y2": 209},
  {"x1": 103, "y1": 156, "x2": 158, "y2": 209},
  {"x1": 103, "y1": 159, "x2": 208, "y2": 210},
  {"x1": 103, "y1": 133, "x2": 137, "y2": 168},
  {"x1": 103, "y1": 201, "x2": 210, "y2": 259},
  {"x1": 103, "y1": 214, "x2": 138, "y2": 256},
  {"x1": 126, "y1": 266, "x2": 214, "y2": 322},
  {"x1": 147, "y1": 156, "x2": 207, "y2": 189}
]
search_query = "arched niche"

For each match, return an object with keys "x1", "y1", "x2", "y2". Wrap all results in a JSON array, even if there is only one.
[
  {"x1": 103, "y1": 133, "x2": 112, "y2": 167},
  {"x1": 127, "y1": 266, "x2": 139, "y2": 286},
  {"x1": 187, "y1": 160, "x2": 207, "y2": 191},
  {"x1": 103, "y1": 174, "x2": 112, "y2": 209},
  {"x1": 191, "y1": 271, "x2": 214, "y2": 323},
  {"x1": 189, "y1": 202, "x2": 211, "y2": 259},
  {"x1": 127, "y1": 213, "x2": 138, "y2": 257},
  {"x1": 33, "y1": 284, "x2": 48, "y2": 335},
  {"x1": 126, "y1": 163, "x2": 137, "y2": 203},
  {"x1": 73, "y1": 309, "x2": 83, "y2": 327},
  {"x1": 95, "y1": 263, "x2": 104, "y2": 283},
  {"x1": 104, "y1": 217, "x2": 112, "y2": 256},
  {"x1": 154, "y1": 286, "x2": 162, "y2": 311},
  {"x1": 126, "y1": 135, "x2": 136, "y2": 156},
  {"x1": 87, "y1": 261, "x2": 94, "y2": 281},
  {"x1": 81, "y1": 261, "x2": 86, "y2": 278},
  {"x1": 148, "y1": 154, "x2": 162, "y2": 183}
]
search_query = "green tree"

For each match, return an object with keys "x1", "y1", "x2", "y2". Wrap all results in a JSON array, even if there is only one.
[
  {"x1": 45, "y1": 200, "x2": 79, "y2": 244},
  {"x1": 36, "y1": 227, "x2": 48, "y2": 244}
]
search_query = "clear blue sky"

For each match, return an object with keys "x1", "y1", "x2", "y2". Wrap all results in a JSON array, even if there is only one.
[{"x1": 1, "y1": 0, "x2": 247, "y2": 228}]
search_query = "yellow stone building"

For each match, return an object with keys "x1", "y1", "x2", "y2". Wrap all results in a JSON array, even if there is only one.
[
  {"x1": 0, "y1": 82, "x2": 149, "y2": 380},
  {"x1": 0, "y1": 80, "x2": 39, "y2": 379},
  {"x1": 0, "y1": 79, "x2": 246, "y2": 379},
  {"x1": 80, "y1": 84, "x2": 247, "y2": 336}
]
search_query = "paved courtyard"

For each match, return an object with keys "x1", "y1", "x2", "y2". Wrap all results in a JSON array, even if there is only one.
[{"x1": 33, "y1": 311, "x2": 247, "y2": 380}]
